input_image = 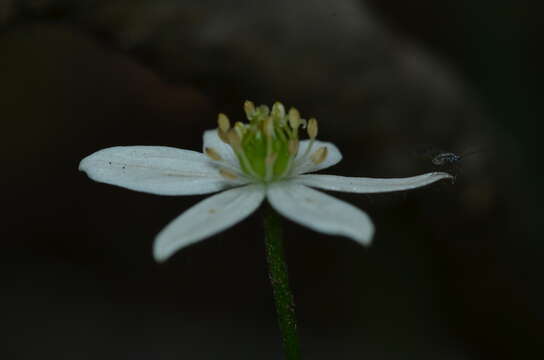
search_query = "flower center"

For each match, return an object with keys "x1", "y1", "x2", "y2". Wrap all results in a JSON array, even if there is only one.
[{"x1": 212, "y1": 101, "x2": 322, "y2": 182}]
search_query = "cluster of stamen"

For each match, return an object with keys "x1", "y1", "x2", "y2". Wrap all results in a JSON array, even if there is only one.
[{"x1": 205, "y1": 101, "x2": 328, "y2": 182}]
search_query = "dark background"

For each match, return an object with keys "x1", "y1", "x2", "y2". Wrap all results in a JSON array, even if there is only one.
[{"x1": 1, "y1": 1, "x2": 542, "y2": 359}]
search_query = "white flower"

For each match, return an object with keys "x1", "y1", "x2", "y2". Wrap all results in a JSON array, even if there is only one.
[{"x1": 79, "y1": 101, "x2": 451, "y2": 262}]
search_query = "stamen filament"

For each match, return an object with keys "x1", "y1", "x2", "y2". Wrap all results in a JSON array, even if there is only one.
[
  {"x1": 300, "y1": 138, "x2": 316, "y2": 163},
  {"x1": 226, "y1": 129, "x2": 258, "y2": 178},
  {"x1": 265, "y1": 153, "x2": 277, "y2": 181},
  {"x1": 307, "y1": 118, "x2": 318, "y2": 139},
  {"x1": 281, "y1": 157, "x2": 295, "y2": 178},
  {"x1": 237, "y1": 146, "x2": 259, "y2": 178}
]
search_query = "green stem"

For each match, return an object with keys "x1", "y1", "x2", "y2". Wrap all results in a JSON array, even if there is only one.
[{"x1": 263, "y1": 205, "x2": 301, "y2": 360}]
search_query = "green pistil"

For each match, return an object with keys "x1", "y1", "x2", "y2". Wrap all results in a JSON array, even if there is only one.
[{"x1": 230, "y1": 101, "x2": 305, "y2": 182}]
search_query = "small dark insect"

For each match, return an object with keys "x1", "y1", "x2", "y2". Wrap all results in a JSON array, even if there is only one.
[
  {"x1": 431, "y1": 149, "x2": 481, "y2": 166},
  {"x1": 428, "y1": 149, "x2": 483, "y2": 183},
  {"x1": 414, "y1": 145, "x2": 483, "y2": 182},
  {"x1": 431, "y1": 152, "x2": 462, "y2": 166}
]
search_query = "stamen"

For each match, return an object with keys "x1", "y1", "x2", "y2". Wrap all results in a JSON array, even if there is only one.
[
  {"x1": 282, "y1": 140, "x2": 300, "y2": 179},
  {"x1": 227, "y1": 129, "x2": 258, "y2": 177},
  {"x1": 218, "y1": 113, "x2": 230, "y2": 133},
  {"x1": 288, "y1": 108, "x2": 301, "y2": 130},
  {"x1": 257, "y1": 105, "x2": 270, "y2": 116},
  {"x1": 300, "y1": 136, "x2": 315, "y2": 161},
  {"x1": 264, "y1": 118, "x2": 275, "y2": 179},
  {"x1": 272, "y1": 102, "x2": 285, "y2": 118},
  {"x1": 310, "y1": 146, "x2": 328, "y2": 164},
  {"x1": 219, "y1": 168, "x2": 238, "y2": 180},
  {"x1": 234, "y1": 122, "x2": 245, "y2": 138},
  {"x1": 263, "y1": 116, "x2": 274, "y2": 137},
  {"x1": 244, "y1": 100, "x2": 255, "y2": 119},
  {"x1": 265, "y1": 153, "x2": 278, "y2": 181},
  {"x1": 226, "y1": 129, "x2": 242, "y2": 153},
  {"x1": 217, "y1": 113, "x2": 231, "y2": 144},
  {"x1": 205, "y1": 147, "x2": 223, "y2": 161},
  {"x1": 281, "y1": 155, "x2": 295, "y2": 179},
  {"x1": 288, "y1": 139, "x2": 299, "y2": 155},
  {"x1": 218, "y1": 130, "x2": 230, "y2": 144},
  {"x1": 307, "y1": 118, "x2": 318, "y2": 139}
]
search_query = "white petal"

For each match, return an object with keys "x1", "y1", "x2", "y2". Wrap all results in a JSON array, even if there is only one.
[
  {"x1": 292, "y1": 140, "x2": 343, "y2": 175},
  {"x1": 267, "y1": 182, "x2": 374, "y2": 246},
  {"x1": 202, "y1": 129, "x2": 240, "y2": 169},
  {"x1": 153, "y1": 184, "x2": 265, "y2": 262},
  {"x1": 295, "y1": 172, "x2": 452, "y2": 193},
  {"x1": 79, "y1": 146, "x2": 246, "y2": 196}
]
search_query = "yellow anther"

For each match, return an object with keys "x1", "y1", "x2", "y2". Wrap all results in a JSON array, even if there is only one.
[
  {"x1": 205, "y1": 147, "x2": 223, "y2": 161},
  {"x1": 310, "y1": 146, "x2": 328, "y2": 164},
  {"x1": 219, "y1": 168, "x2": 238, "y2": 180},
  {"x1": 218, "y1": 113, "x2": 231, "y2": 133},
  {"x1": 288, "y1": 108, "x2": 301, "y2": 130},
  {"x1": 288, "y1": 139, "x2": 299, "y2": 155},
  {"x1": 307, "y1": 118, "x2": 318, "y2": 139},
  {"x1": 257, "y1": 104, "x2": 270, "y2": 116},
  {"x1": 244, "y1": 100, "x2": 255, "y2": 119},
  {"x1": 271, "y1": 102, "x2": 285, "y2": 118}
]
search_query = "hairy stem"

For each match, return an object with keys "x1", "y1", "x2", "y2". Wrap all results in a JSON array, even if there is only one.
[{"x1": 263, "y1": 204, "x2": 301, "y2": 360}]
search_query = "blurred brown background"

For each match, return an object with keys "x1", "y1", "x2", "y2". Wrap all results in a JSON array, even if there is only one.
[{"x1": 1, "y1": 1, "x2": 542, "y2": 359}]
